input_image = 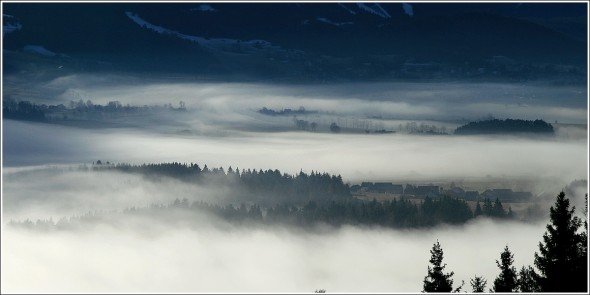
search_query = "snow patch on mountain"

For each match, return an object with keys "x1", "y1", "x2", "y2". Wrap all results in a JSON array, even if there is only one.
[
  {"x1": 125, "y1": 11, "x2": 287, "y2": 54},
  {"x1": 402, "y1": 3, "x2": 414, "y2": 17},
  {"x1": 23, "y1": 45, "x2": 57, "y2": 57},
  {"x1": 356, "y1": 3, "x2": 391, "y2": 19},
  {"x1": 3, "y1": 14, "x2": 22, "y2": 36},
  {"x1": 3, "y1": 22, "x2": 21, "y2": 35},
  {"x1": 190, "y1": 4, "x2": 217, "y2": 12},
  {"x1": 126, "y1": 12, "x2": 167, "y2": 33},
  {"x1": 316, "y1": 17, "x2": 353, "y2": 27},
  {"x1": 338, "y1": 3, "x2": 357, "y2": 15}
]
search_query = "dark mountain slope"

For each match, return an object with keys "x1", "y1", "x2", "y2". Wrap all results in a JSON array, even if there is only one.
[{"x1": 3, "y1": 3, "x2": 586, "y2": 81}]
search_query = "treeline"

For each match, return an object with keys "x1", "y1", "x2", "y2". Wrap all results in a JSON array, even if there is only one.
[
  {"x1": 422, "y1": 192, "x2": 587, "y2": 293},
  {"x1": 89, "y1": 162, "x2": 516, "y2": 220},
  {"x1": 9, "y1": 195, "x2": 514, "y2": 231},
  {"x1": 285, "y1": 196, "x2": 511, "y2": 229},
  {"x1": 92, "y1": 162, "x2": 351, "y2": 205},
  {"x1": 7, "y1": 161, "x2": 517, "y2": 230},
  {"x1": 2, "y1": 98, "x2": 186, "y2": 122},
  {"x1": 474, "y1": 198, "x2": 513, "y2": 218},
  {"x1": 400, "y1": 121, "x2": 449, "y2": 135},
  {"x1": 258, "y1": 106, "x2": 317, "y2": 116},
  {"x1": 267, "y1": 196, "x2": 497, "y2": 228},
  {"x1": 454, "y1": 119, "x2": 554, "y2": 135},
  {"x1": 2, "y1": 98, "x2": 47, "y2": 121}
]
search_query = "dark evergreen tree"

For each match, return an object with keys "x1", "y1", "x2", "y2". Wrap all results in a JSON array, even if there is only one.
[
  {"x1": 577, "y1": 193, "x2": 588, "y2": 291},
  {"x1": 329, "y1": 122, "x2": 341, "y2": 133},
  {"x1": 493, "y1": 198, "x2": 507, "y2": 217},
  {"x1": 474, "y1": 201, "x2": 483, "y2": 217},
  {"x1": 423, "y1": 240, "x2": 455, "y2": 292},
  {"x1": 482, "y1": 198, "x2": 493, "y2": 216},
  {"x1": 492, "y1": 245, "x2": 518, "y2": 292},
  {"x1": 534, "y1": 191, "x2": 586, "y2": 292},
  {"x1": 516, "y1": 265, "x2": 540, "y2": 292},
  {"x1": 470, "y1": 275, "x2": 487, "y2": 293}
]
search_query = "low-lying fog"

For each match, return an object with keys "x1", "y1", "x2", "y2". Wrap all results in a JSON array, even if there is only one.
[
  {"x1": 3, "y1": 140, "x2": 587, "y2": 219},
  {"x1": 2, "y1": 74, "x2": 588, "y2": 293},
  {"x1": 8, "y1": 74, "x2": 588, "y2": 124},
  {"x1": 2, "y1": 218, "x2": 548, "y2": 293},
  {"x1": 3, "y1": 119, "x2": 587, "y2": 194}
]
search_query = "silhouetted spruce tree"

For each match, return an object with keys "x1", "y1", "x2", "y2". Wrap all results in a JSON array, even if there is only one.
[
  {"x1": 423, "y1": 240, "x2": 455, "y2": 292},
  {"x1": 492, "y1": 198, "x2": 506, "y2": 217},
  {"x1": 492, "y1": 245, "x2": 518, "y2": 292},
  {"x1": 474, "y1": 201, "x2": 483, "y2": 217},
  {"x1": 576, "y1": 193, "x2": 588, "y2": 291},
  {"x1": 516, "y1": 265, "x2": 540, "y2": 292},
  {"x1": 534, "y1": 191, "x2": 586, "y2": 292},
  {"x1": 482, "y1": 198, "x2": 493, "y2": 216},
  {"x1": 470, "y1": 275, "x2": 487, "y2": 293}
]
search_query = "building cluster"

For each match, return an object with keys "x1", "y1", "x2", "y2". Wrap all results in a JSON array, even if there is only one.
[{"x1": 351, "y1": 182, "x2": 533, "y2": 203}]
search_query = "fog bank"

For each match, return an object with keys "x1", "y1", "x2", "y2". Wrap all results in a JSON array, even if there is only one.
[
  {"x1": 2, "y1": 218, "x2": 547, "y2": 293},
  {"x1": 4, "y1": 120, "x2": 587, "y2": 195},
  {"x1": 2, "y1": 76, "x2": 587, "y2": 293},
  {"x1": 5, "y1": 75, "x2": 588, "y2": 125}
]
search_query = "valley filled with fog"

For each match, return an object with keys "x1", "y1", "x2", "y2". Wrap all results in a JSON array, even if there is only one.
[
  {"x1": 3, "y1": 217, "x2": 548, "y2": 293},
  {"x1": 2, "y1": 72, "x2": 588, "y2": 292},
  {"x1": 4, "y1": 74, "x2": 587, "y2": 190}
]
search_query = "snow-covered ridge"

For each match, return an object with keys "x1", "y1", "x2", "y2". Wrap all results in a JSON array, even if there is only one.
[
  {"x1": 356, "y1": 3, "x2": 391, "y2": 19},
  {"x1": 190, "y1": 4, "x2": 217, "y2": 12},
  {"x1": 3, "y1": 14, "x2": 22, "y2": 36},
  {"x1": 23, "y1": 45, "x2": 58, "y2": 57},
  {"x1": 338, "y1": 3, "x2": 356, "y2": 15},
  {"x1": 316, "y1": 17, "x2": 353, "y2": 27},
  {"x1": 3, "y1": 22, "x2": 21, "y2": 35},
  {"x1": 402, "y1": 3, "x2": 414, "y2": 17},
  {"x1": 125, "y1": 11, "x2": 282, "y2": 53}
]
